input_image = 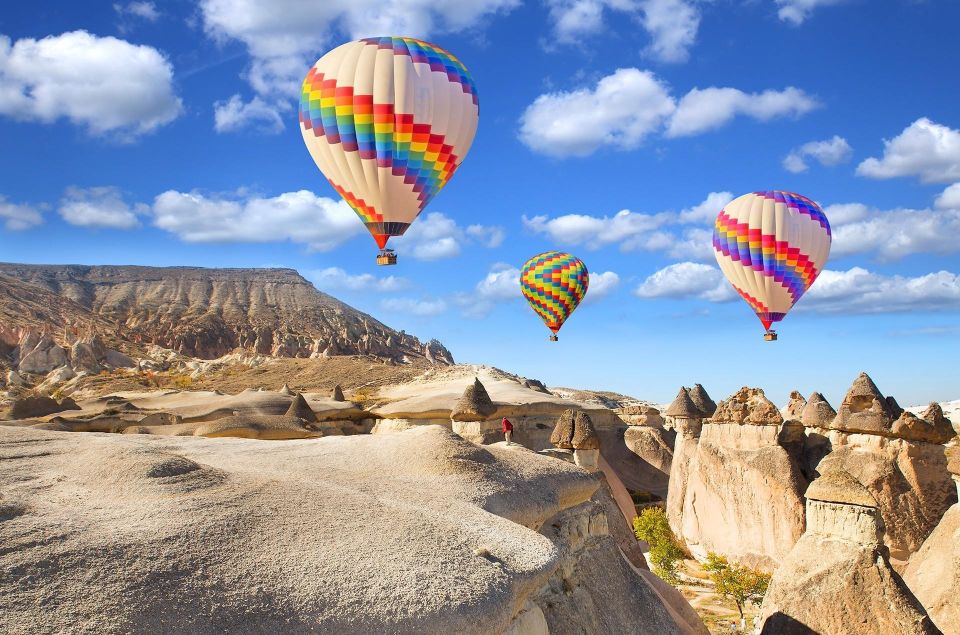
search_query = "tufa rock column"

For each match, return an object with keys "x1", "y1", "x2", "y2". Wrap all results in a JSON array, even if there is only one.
[
  {"x1": 551, "y1": 409, "x2": 600, "y2": 472},
  {"x1": 450, "y1": 378, "x2": 500, "y2": 444}
]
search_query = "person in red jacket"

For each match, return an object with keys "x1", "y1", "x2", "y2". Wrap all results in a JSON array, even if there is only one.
[{"x1": 501, "y1": 417, "x2": 514, "y2": 445}]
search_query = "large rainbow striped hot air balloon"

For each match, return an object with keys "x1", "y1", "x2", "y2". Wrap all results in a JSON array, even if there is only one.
[
  {"x1": 299, "y1": 37, "x2": 480, "y2": 265},
  {"x1": 713, "y1": 191, "x2": 831, "y2": 341},
  {"x1": 520, "y1": 252, "x2": 589, "y2": 341}
]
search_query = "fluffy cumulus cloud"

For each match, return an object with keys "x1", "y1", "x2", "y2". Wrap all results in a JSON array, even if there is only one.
[
  {"x1": 829, "y1": 205, "x2": 960, "y2": 261},
  {"x1": 391, "y1": 212, "x2": 504, "y2": 261},
  {"x1": 783, "y1": 135, "x2": 853, "y2": 173},
  {"x1": 199, "y1": 0, "x2": 517, "y2": 131},
  {"x1": 114, "y1": 2, "x2": 160, "y2": 22},
  {"x1": 151, "y1": 189, "x2": 363, "y2": 251},
  {"x1": 546, "y1": 0, "x2": 700, "y2": 63},
  {"x1": 58, "y1": 187, "x2": 143, "y2": 229},
  {"x1": 856, "y1": 118, "x2": 960, "y2": 184},
  {"x1": 0, "y1": 30, "x2": 181, "y2": 139},
  {"x1": 214, "y1": 95, "x2": 284, "y2": 134},
  {"x1": 634, "y1": 262, "x2": 734, "y2": 301},
  {"x1": 665, "y1": 86, "x2": 819, "y2": 138},
  {"x1": 775, "y1": 0, "x2": 845, "y2": 25},
  {"x1": 519, "y1": 69, "x2": 818, "y2": 157},
  {"x1": 309, "y1": 267, "x2": 410, "y2": 293},
  {"x1": 380, "y1": 297, "x2": 448, "y2": 317},
  {"x1": 935, "y1": 183, "x2": 960, "y2": 210},
  {"x1": 0, "y1": 196, "x2": 43, "y2": 231},
  {"x1": 584, "y1": 270, "x2": 620, "y2": 301},
  {"x1": 519, "y1": 69, "x2": 675, "y2": 157},
  {"x1": 523, "y1": 191, "x2": 731, "y2": 258}
]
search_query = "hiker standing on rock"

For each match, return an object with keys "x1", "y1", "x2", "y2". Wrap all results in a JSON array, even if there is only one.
[{"x1": 502, "y1": 417, "x2": 513, "y2": 445}]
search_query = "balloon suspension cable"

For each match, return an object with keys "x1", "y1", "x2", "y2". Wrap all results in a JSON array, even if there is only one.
[
  {"x1": 549, "y1": 334, "x2": 558, "y2": 342},
  {"x1": 763, "y1": 329, "x2": 778, "y2": 342},
  {"x1": 376, "y1": 249, "x2": 397, "y2": 266}
]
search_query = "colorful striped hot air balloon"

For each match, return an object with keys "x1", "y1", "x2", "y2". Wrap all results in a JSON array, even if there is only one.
[
  {"x1": 520, "y1": 252, "x2": 589, "y2": 341},
  {"x1": 712, "y1": 191, "x2": 831, "y2": 341},
  {"x1": 299, "y1": 37, "x2": 480, "y2": 265}
]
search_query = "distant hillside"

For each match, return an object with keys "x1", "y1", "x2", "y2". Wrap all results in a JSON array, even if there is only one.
[{"x1": 0, "y1": 264, "x2": 453, "y2": 364}]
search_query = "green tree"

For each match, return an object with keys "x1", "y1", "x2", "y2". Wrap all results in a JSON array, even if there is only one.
[
  {"x1": 633, "y1": 507, "x2": 685, "y2": 585},
  {"x1": 702, "y1": 552, "x2": 771, "y2": 620}
]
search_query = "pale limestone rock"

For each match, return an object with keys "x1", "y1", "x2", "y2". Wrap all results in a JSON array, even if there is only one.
[
  {"x1": 759, "y1": 469, "x2": 939, "y2": 635},
  {"x1": 5, "y1": 370, "x2": 25, "y2": 387},
  {"x1": 36, "y1": 365, "x2": 76, "y2": 394},
  {"x1": 800, "y1": 391, "x2": 836, "y2": 428},
  {"x1": 573, "y1": 448, "x2": 600, "y2": 472},
  {"x1": 711, "y1": 387, "x2": 783, "y2": 426},
  {"x1": 17, "y1": 334, "x2": 68, "y2": 374},
  {"x1": 831, "y1": 372, "x2": 898, "y2": 436},
  {"x1": 623, "y1": 426, "x2": 674, "y2": 476},
  {"x1": 70, "y1": 340, "x2": 101, "y2": 374},
  {"x1": 278, "y1": 384, "x2": 293, "y2": 396},
  {"x1": 784, "y1": 390, "x2": 806, "y2": 419},
  {"x1": 891, "y1": 410, "x2": 955, "y2": 444}
]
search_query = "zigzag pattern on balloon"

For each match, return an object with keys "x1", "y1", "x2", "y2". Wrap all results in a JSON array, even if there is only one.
[
  {"x1": 360, "y1": 37, "x2": 479, "y2": 106},
  {"x1": 755, "y1": 190, "x2": 831, "y2": 235},
  {"x1": 520, "y1": 252, "x2": 589, "y2": 333},
  {"x1": 713, "y1": 211, "x2": 820, "y2": 303},
  {"x1": 300, "y1": 70, "x2": 460, "y2": 213}
]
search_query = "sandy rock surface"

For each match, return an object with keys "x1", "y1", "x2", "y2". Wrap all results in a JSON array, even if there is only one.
[{"x1": 0, "y1": 425, "x2": 698, "y2": 635}]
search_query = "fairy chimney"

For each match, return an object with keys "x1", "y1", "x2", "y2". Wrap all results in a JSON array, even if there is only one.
[
  {"x1": 687, "y1": 384, "x2": 717, "y2": 418},
  {"x1": 805, "y1": 468, "x2": 883, "y2": 546},
  {"x1": 285, "y1": 393, "x2": 317, "y2": 423},
  {"x1": 832, "y1": 372, "x2": 898, "y2": 435},
  {"x1": 451, "y1": 377, "x2": 497, "y2": 422},
  {"x1": 711, "y1": 387, "x2": 784, "y2": 426},
  {"x1": 785, "y1": 390, "x2": 807, "y2": 419},
  {"x1": 800, "y1": 392, "x2": 837, "y2": 428},
  {"x1": 551, "y1": 409, "x2": 600, "y2": 471},
  {"x1": 279, "y1": 384, "x2": 293, "y2": 396},
  {"x1": 664, "y1": 387, "x2": 704, "y2": 438},
  {"x1": 331, "y1": 384, "x2": 345, "y2": 402}
]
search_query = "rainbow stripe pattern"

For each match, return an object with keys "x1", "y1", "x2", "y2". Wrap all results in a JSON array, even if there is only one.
[
  {"x1": 360, "y1": 37, "x2": 479, "y2": 106},
  {"x1": 520, "y1": 251, "x2": 589, "y2": 334}
]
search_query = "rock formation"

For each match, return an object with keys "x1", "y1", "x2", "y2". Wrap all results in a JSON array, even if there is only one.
[
  {"x1": 331, "y1": 385, "x2": 345, "y2": 401},
  {"x1": 784, "y1": 390, "x2": 806, "y2": 419},
  {"x1": 668, "y1": 387, "x2": 806, "y2": 569},
  {"x1": 759, "y1": 469, "x2": 939, "y2": 634},
  {"x1": 903, "y1": 446, "x2": 960, "y2": 634},
  {"x1": 551, "y1": 409, "x2": 600, "y2": 471},
  {"x1": 279, "y1": 384, "x2": 293, "y2": 396},
  {"x1": 285, "y1": 393, "x2": 318, "y2": 423},
  {"x1": 451, "y1": 377, "x2": 497, "y2": 422},
  {"x1": 0, "y1": 425, "x2": 703, "y2": 634},
  {"x1": 800, "y1": 392, "x2": 836, "y2": 428},
  {"x1": 664, "y1": 387, "x2": 704, "y2": 422},
  {"x1": 814, "y1": 373, "x2": 957, "y2": 566},
  {"x1": 0, "y1": 264, "x2": 453, "y2": 364},
  {"x1": 5, "y1": 395, "x2": 81, "y2": 419},
  {"x1": 687, "y1": 384, "x2": 716, "y2": 418}
]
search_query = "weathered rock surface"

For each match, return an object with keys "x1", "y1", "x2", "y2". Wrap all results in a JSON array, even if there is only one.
[
  {"x1": 0, "y1": 264, "x2": 453, "y2": 364},
  {"x1": 623, "y1": 426, "x2": 674, "y2": 476},
  {"x1": 891, "y1": 410, "x2": 955, "y2": 445},
  {"x1": 664, "y1": 387, "x2": 703, "y2": 419},
  {"x1": 451, "y1": 377, "x2": 497, "y2": 422},
  {"x1": 285, "y1": 393, "x2": 318, "y2": 423},
  {"x1": 711, "y1": 387, "x2": 783, "y2": 426},
  {"x1": 903, "y1": 447, "x2": 960, "y2": 635},
  {"x1": 687, "y1": 384, "x2": 716, "y2": 418},
  {"x1": 616, "y1": 404, "x2": 664, "y2": 427},
  {"x1": 551, "y1": 409, "x2": 599, "y2": 451},
  {"x1": 831, "y1": 372, "x2": 899, "y2": 436},
  {"x1": 5, "y1": 395, "x2": 80, "y2": 419},
  {"x1": 800, "y1": 391, "x2": 836, "y2": 428},
  {"x1": 759, "y1": 469, "x2": 939, "y2": 635},
  {"x1": 0, "y1": 425, "x2": 702, "y2": 634},
  {"x1": 784, "y1": 390, "x2": 806, "y2": 419}
]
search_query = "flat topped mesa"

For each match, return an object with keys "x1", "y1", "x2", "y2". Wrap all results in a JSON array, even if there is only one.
[
  {"x1": 800, "y1": 391, "x2": 836, "y2": 428},
  {"x1": 664, "y1": 387, "x2": 703, "y2": 420},
  {"x1": 711, "y1": 387, "x2": 784, "y2": 426},
  {"x1": 687, "y1": 384, "x2": 717, "y2": 418},
  {"x1": 285, "y1": 393, "x2": 317, "y2": 423},
  {"x1": 785, "y1": 390, "x2": 807, "y2": 419},
  {"x1": 450, "y1": 377, "x2": 497, "y2": 422}
]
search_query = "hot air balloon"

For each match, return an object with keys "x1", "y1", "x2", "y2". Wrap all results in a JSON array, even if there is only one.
[
  {"x1": 520, "y1": 251, "x2": 589, "y2": 341},
  {"x1": 712, "y1": 191, "x2": 831, "y2": 341},
  {"x1": 299, "y1": 37, "x2": 480, "y2": 265}
]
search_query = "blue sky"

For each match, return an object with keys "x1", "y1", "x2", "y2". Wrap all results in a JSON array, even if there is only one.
[{"x1": 2, "y1": 0, "x2": 959, "y2": 407}]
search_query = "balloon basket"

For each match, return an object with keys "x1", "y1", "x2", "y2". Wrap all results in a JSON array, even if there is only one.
[
  {"x1": 549, "y1": 335, "x2": 558, "y2": 342},
  {"x1": 376, "y1": 250, "x2": 397, "y2": 266},
  {"x1": 763, "y1": 331, "x2": 778, "y2": 342}
]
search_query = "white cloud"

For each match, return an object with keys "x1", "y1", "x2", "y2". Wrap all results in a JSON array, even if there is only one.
[
  {"x1": 783, "y1": 135, "x2": 853, "y2": 173},
  {"x1": 802, "y1": 267, "x2": 960, "y2": 314},
  {"x1": 0, "y1": 30, "x2": 181, "y2": 139},
  {"x1": 584, "y1": 270, "x2": 620, "y2": 302},
  {"x1": 199, "y1": 0, "x2": 517, "y2": 131},
  {"x1": 634, "y1": 262, "x2": 735, "y2": 301},
  {"x1": 519, "y1": 69, "x2": 818, "y2": 157},
  {"x1": 476, "y1": 263, "x2": 521, "y2": 301},
  {"x1": 935, "y1": 183, "x2": 960, "y2": 210},
  {"x1": 380, "y1": 297, "x2": 448, "y2": 317},
  {"x1": 309, "y1": 267, "x2": 410, "y2": 293},
  {"x1": 856, "y1": 118, "x2": 960, "y2": 184},
  {"x1": 822, "y1": 202, "x2": 869, "y2": 225},
  {"x1": 58, "y1": 186, "x2": 142, "y2": 229},
  {"x1": 666, "y1": 86, "x2": 819, "y2": 138},
  {"x1": 830, "y1": 205, "x2": 960, "y2": 261},
  {"x1": 519, "y1": 68, "x2": 675, "y2": 158},
  {"x1": 151, "y1": 189, "x2": 362, "y2": 251},
  {"x1": 776, "y1": 0, "x2": 845, "y2": 25},
  {"x1": 0, "y1": 196, "x2": 43, "y2": 231},
  {"x1": 546, "y1": 0, "x2": 699, "y2": 63},
  {"x1": 639, "y1": 0, "x2": 700, "y2": 63},
  {"x1": 114, "y1": 2, "x2": 160, "y2": 22},
  {"x1": 214, "y1": 95, "x2": 284, "y2": 133},
  {"x1": 392, "y1": 212, "x2": 503, "y2": 261},
  {"x1": 677, "y1": 191, "x2": 734, "y2": 223}
]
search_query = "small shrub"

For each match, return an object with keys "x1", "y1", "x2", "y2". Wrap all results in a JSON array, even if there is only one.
[
  {"x1": 703, "y1": 552, "x2": 771, "y2": 620},
  {"x1": 171, "y1": 375, "x2": 193, "y2": 390},
  {"x1": 633, "y1": 507, "x2": 685, "y2": 585}
]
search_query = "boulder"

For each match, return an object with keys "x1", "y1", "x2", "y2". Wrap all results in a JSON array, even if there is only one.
[
  {"x1": 711, "y1": 387, "x2": 783, "y2": 426},
  {"x1": 759, "y1": 469, "x2": 939, "y2": 635},
  {"x1": 103, "y1": 350, "x2": 136, "y2": 369},
  {"x1": 784, "y1": 390, "x2": 806, "y2": 419},
  {"x1": 36, "y1": 366, "x2": 76, "y2": 393},
  {"x1": 331, "y1": 385, "x2": 345, "y2": 402},
  {"x1": 891, "y1": 411, "x2": 955, "y2": 445},
  {"x1": 70, "y1": 340, "x2": 102, "y2": 374},
  {"x1": 451, "y1": 378, "x2": 498, "y2": 422},
  {"x1": 687, "y1": 384, "x2": 716, "y2": 418},
  {"x1": 17, "y1": 334, "x2": 68, "y2": 374},
  {"x1": 5, "y1": 370, "x2": 26, "y2": 387}
]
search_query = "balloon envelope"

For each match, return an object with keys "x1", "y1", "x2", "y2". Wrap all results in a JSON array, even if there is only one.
[
  {"x1": 299, "y1": 37, "x2": 479, "y2": 252},
  {"x1": 713, "y1": 191, "x2": 831, "y2": 331},
  {"x1": 520, "y1": 251, "x2": 589, "y2": 335}
]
